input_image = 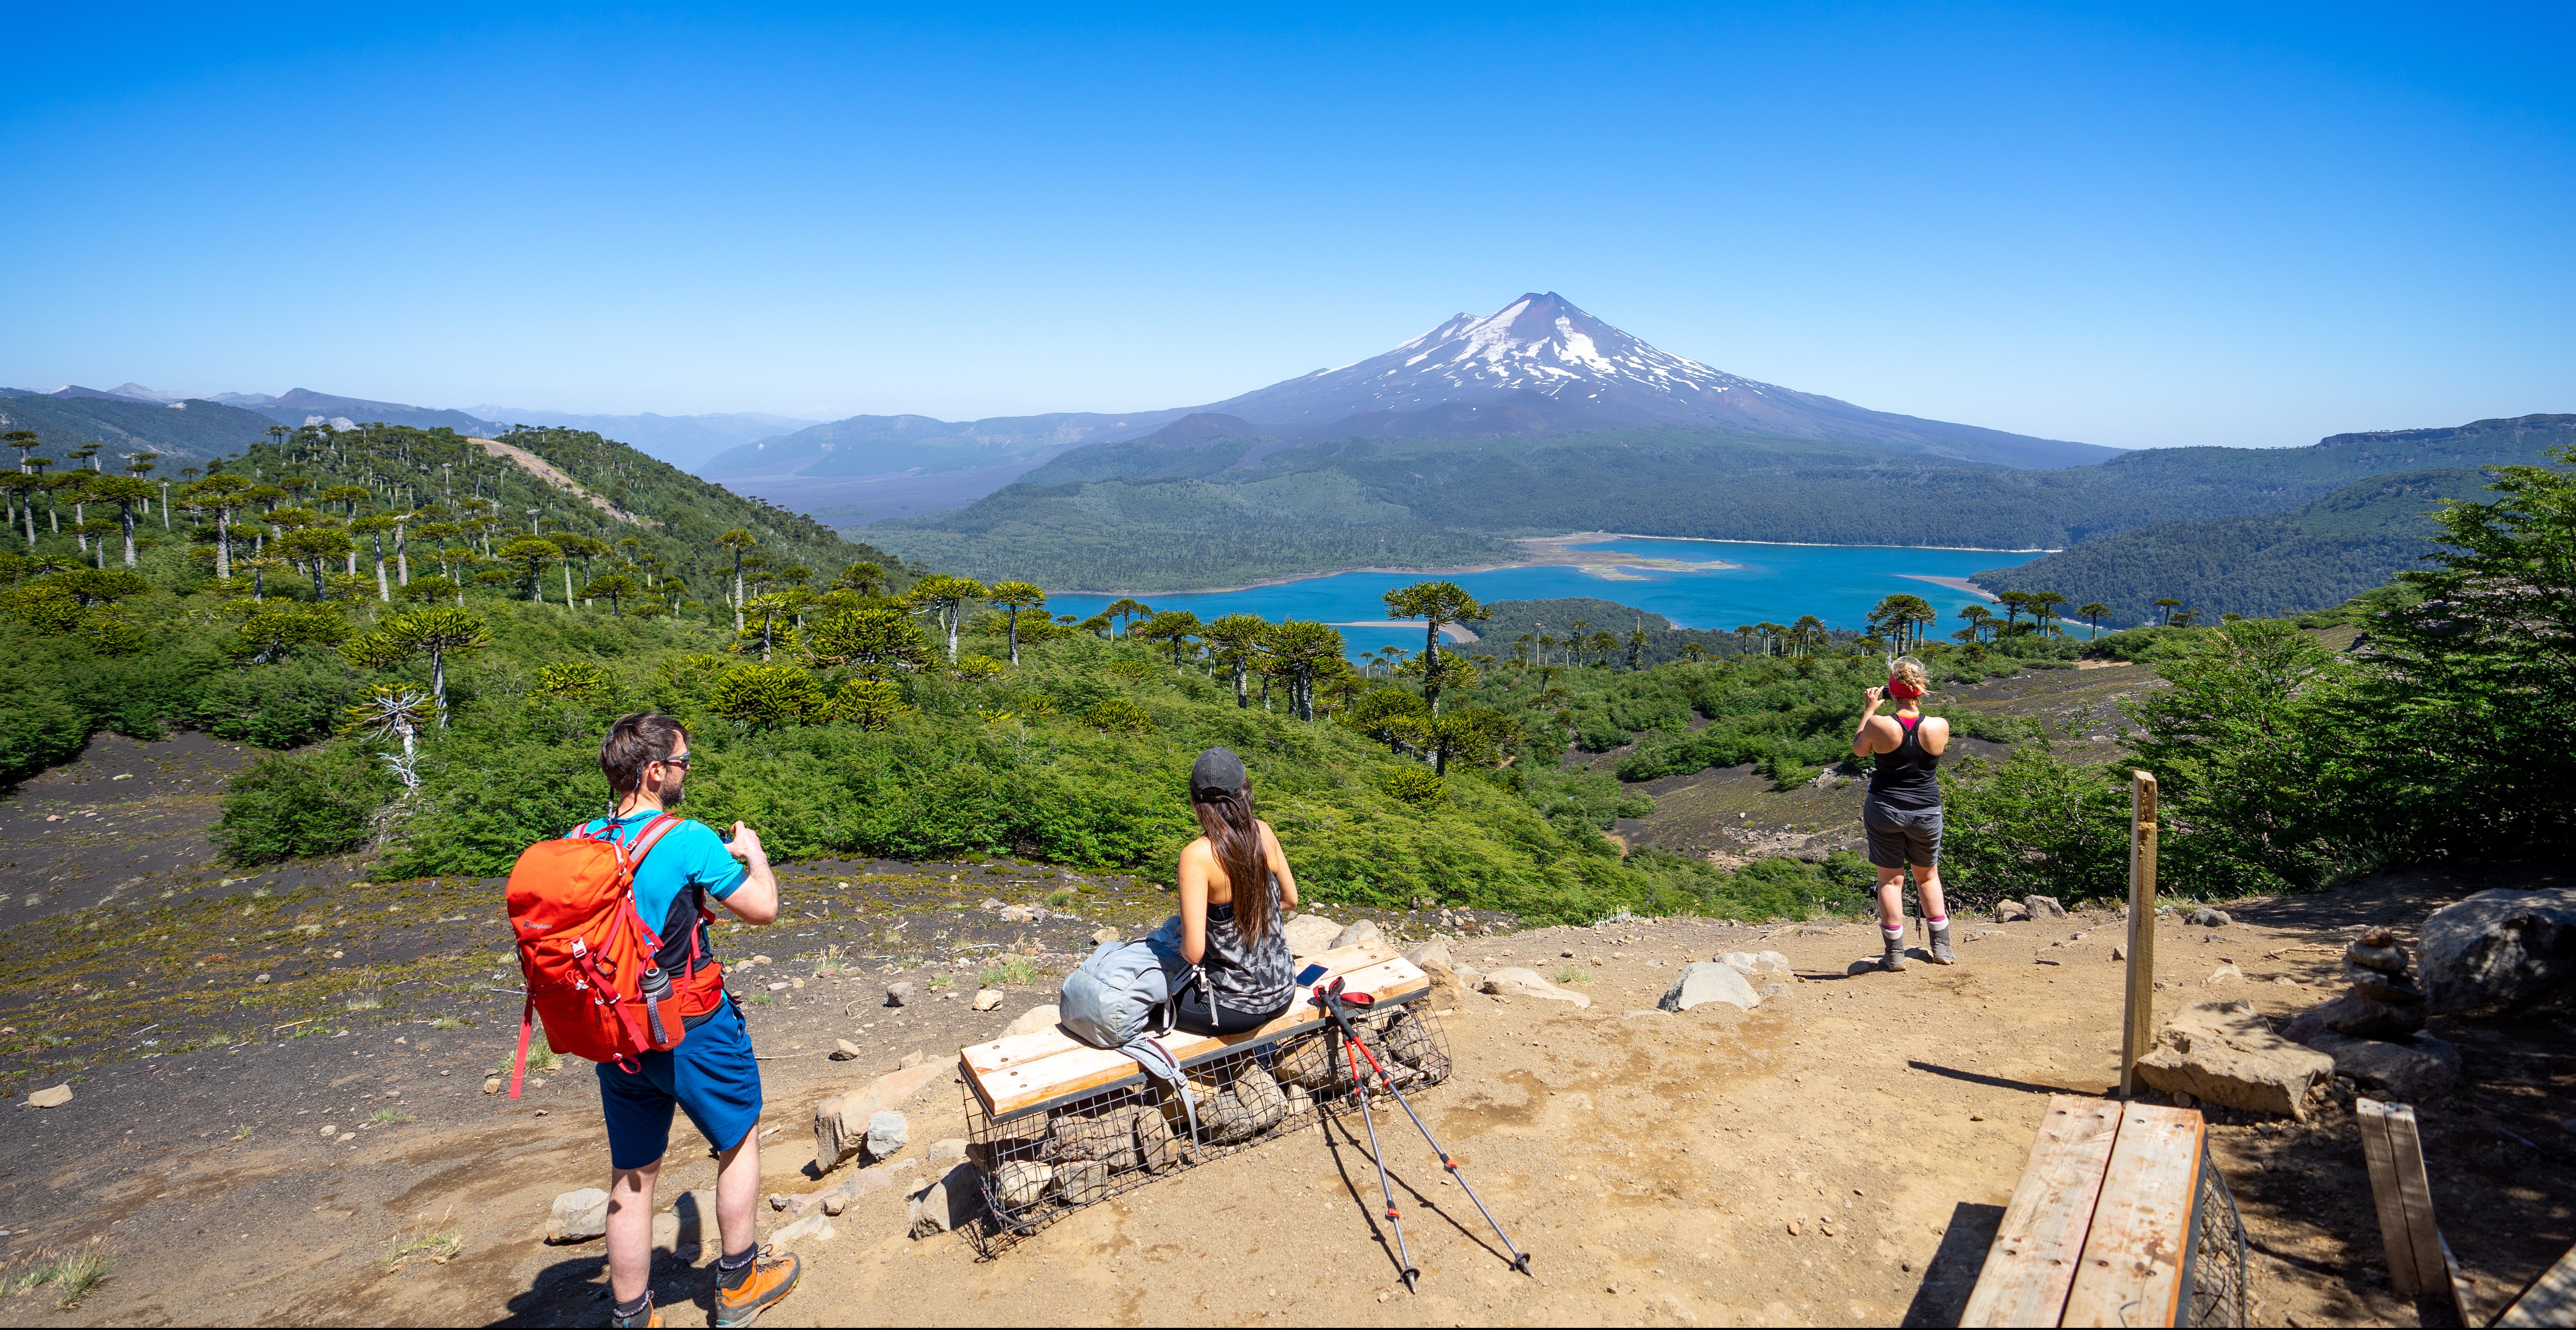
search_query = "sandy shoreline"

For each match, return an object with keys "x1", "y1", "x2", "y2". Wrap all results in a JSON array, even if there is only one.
[{"x1": 1898, "y1": 573, "x2": 2000, "y2": 601}]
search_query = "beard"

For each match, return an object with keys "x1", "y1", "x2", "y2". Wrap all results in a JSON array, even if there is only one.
[{"x1": 657, "y1": 781, "x2": 685, "y2": 810}]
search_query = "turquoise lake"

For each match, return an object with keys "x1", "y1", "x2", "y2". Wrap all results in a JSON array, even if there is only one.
[{"x1": 1046, "y1": 537, "x2": 2041, "y2": 659}]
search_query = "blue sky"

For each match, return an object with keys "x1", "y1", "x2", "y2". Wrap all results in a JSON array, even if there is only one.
[{"x1": 4, "y1": 3, "x2": 2570, "y2": 449}]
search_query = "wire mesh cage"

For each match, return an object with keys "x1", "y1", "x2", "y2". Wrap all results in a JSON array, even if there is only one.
[
  {"x1": 2181, "y1": 1141, "x2": 2250, "y2": 1327},
  {"x1": 961, "y1": 997, "x2": 1451, "y2": 1256}
]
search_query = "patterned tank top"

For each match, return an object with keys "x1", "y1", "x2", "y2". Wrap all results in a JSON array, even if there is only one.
[{"x1": 1199, "y1": 897, "x2": 1295, "y2": 1010}]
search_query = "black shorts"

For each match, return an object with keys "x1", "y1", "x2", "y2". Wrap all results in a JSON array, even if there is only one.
[
  {"x1": 1863, "y1": 795, "x2": 1943, "y2": 869},
  {"x1": 1172, "y1": 987, "x2": 1293, "y2": 1037}
]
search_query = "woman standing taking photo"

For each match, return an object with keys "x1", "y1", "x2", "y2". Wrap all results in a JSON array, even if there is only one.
[
  {"x1": 1172, "y1": 748, "x2": 1302, "y2": 1033},
  {"x1": 1852, "y1": 657, "x2": 1955, "y2": 971}
]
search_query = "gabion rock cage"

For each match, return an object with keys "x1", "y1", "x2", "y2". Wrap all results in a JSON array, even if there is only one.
[{"x1": 961, "y1": 999, "x2": 1451, "y2": 1256}]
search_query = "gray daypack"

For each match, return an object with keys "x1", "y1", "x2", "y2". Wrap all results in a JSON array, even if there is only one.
[{"x1": 1059, "y1": 916, "x2": 1207, "y2": 1141}]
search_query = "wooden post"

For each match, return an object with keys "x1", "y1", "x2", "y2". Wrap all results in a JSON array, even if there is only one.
[{"x1": 2119, "y1": 770, "x2": 2159, "y2": 1100}]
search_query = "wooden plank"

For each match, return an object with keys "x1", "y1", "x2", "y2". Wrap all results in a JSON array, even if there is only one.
[
  {"x1": 2119, "y1": 770, "x2": 2158, "y2": 1101},
  {"x1": 2496, "y1": 1238, "x2": 2576, "y2": 1328},
  {"x1": 2380, "y1": 1099, "x2": 2471, "y2": 1327},
  {"x1": 2357, "y1": 1098, "x2": 2426, "y2": 1296},
  {"x1": 2062, "y1": 1101, "x2": 2204, "y2": 1327},
  {"x1": 1961, "y1": 1095, "x2": 2124, "y2": 1328},
  {"x1": 961, "y1": 949, "x2": 1425, "y2": 1118}
]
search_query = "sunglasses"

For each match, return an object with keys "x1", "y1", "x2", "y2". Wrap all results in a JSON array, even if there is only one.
[{"x1": 656, "y1": 754, "x2": 692, "y2": 769}]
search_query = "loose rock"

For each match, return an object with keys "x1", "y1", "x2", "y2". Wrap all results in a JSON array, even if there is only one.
[
  {"x1": 1330, "y1": 919, "x2": 1384, "y2": 951},
  {"x1": 2205, "y1": 964, "x2": 2245, "y2": 985},
  {"x1": 2133, "y1": 999, "x2": 2335, "y2": 1120},
  {"x1": 771, "y1": 1212, "x2": 835, "y2": 1245},
  {"x1": 1717, "y1": 950, "x2": 1792, "y2": 977},
  {"x1": 1994, "y1": 901, "x2": 2031, "y2": 923},
  {"x1": 2188, "y1": 907, "x2": 2233, "y2": 927},
  {"x1": 972, "y1": 989, "x2": 1004, "y2": 1011},
  {"x1": 546, "y1": 1188, "x2": 610, "y2": 1244},
  {"x1": 2283, "y1": 991, "x2": 2424, "y2": 1041},
  {"x1": 1404, "y1": 939, "x2": 1453, "y2": 971},
  {"x1": 814, "y1": 1062, "x2": 946, "y2": 1169},
  {"x1": 1090, "y1": 927, "x2": 1122, "y2": 947},
  {"x1": 1281, "y1": 914, "x2": 1343, "y2": 959},
  {"x1": 2296, "y1": 1031, "x2": 2462, "y2": 1101},
  {"x1": 831, "y1": 1039, "x2": 863, "y2": 1061},
  {"x1": 1002, "y1": 1004, "x2": 1061, "y2": 1038},
  {"x1": 26, "y1": 1084, "x2": 71, "y2": 1109},
  {"x1": 1659, "y1": 962, "x2": 1763, "y2": 1014},
  {"x1": 908, "y1": 1163, "x2": 986, "y2": 1237},
  {"x1": 2419, "y1": 885, "x2": 2576, "y2": 1015},
  {"x1": 1480, "y1": 967, "x2": 1590, "y2": 1008},
  {"x1": 926, "y1": 1137, "x2": 968, "y2": 1165},
  {"x1": 885, "y1": 981, "x2": 916, "y2": 1007},
  {"x1": 482, "y1": 1076, "x2": 503, "y2": 1095},
  {"x1": 2024, "y1": 895, "x2": 2068, "y2": 919},
  {"x1": 865, "y1": 1110, "x2": 909, "y2": 1161}
]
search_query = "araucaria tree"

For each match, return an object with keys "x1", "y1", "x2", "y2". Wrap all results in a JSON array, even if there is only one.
[
  {"x1": 348, "y1": 607, "x2": 494, "y2": 726},
  {"x1": 986, "y1": 580, "x2": 1047, "y2": 665},
  {"x1": 1203, "y1": 613, "x2": 1268, "y2": 707},
  {"x1": 1382, "y1": 580, "x2": 1487, "y2": 714},
  {"x1": 903, "y1": 574, "x2": 986, "y2": 661},
  {"x1": 1259, "y1": 620, "x2": 1345, "y2": 721}
]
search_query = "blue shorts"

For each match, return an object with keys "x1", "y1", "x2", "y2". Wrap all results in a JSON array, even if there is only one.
[{"x1": 596, "y1": 995, "x2": 764, "y2": 1170}]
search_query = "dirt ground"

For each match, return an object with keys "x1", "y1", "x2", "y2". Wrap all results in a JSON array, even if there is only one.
[{"x1": 2, "y1": 709, "x2": 2568, "y2": 1327}]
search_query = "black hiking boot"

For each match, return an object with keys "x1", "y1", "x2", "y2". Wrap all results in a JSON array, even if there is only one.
[
  {"x1": 1929, "y1": 925, "x2": 1957, "y2": 965},
  {"x1": 1881, "y1": 937, "x2": 1908, "y2": 972}
]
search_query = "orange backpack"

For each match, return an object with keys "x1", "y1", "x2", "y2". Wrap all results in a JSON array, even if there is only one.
[{"x1": 503, "y1": 814, "x2": 727, "y2": 1097}]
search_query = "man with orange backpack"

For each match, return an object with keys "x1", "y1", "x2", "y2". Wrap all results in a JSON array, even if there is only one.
[{"x1": 525, "y1": 712, "x2": 802, "y2": 1328}]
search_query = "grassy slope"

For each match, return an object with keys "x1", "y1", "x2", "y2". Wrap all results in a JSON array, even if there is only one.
[{"x1": 0, "y1": 393, "x2": 281, "y2": 463}]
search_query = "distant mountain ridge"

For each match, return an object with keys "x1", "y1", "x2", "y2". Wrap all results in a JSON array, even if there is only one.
[{"x1": 702, "y1": 293, "x2": 2120, "y2": 498}]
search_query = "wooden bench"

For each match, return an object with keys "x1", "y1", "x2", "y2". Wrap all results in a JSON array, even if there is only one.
[
  {"x1": 958, "y1": 939, "x2": 1430, "y2": 1121},
  {"x1": 949, "y1": 940, "x2": 1439, "y2": 1249},
  {"x1": 1961, "y1": 1095, "x2": 2245, "y2": 1328}
]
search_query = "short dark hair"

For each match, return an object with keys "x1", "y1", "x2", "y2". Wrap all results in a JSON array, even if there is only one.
[{"x1": 601, "y1": 712, "x2": 689, "y2": 795}]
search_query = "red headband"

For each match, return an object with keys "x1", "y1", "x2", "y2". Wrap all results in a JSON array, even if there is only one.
[{"x1": 1886, "y1": 674, "x2": 1923, "y2": 699}]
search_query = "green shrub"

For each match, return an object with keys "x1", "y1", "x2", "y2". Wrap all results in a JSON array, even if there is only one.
[
  {"x1": 0, "y1": 681, "x2": 87, "y2": 787},
  {"x1": 1081, "y1": 698, "x2": 1153, "y2": 734},
  {"x1": 1378, "y1": 765, "x2": 1447, "y2": 808},
  {"x1": 1939, "y1": 748, "x2": 2131, "y2": 907},
  {"x1": 197, "y1": 657, "x2": 362, "y2": 748},
  {"x1": 212, "y1": 745, "x2": 397, "y2": 863},
  {"x1": 711, "y1": 663, "x2": 824, "y2": 729}
]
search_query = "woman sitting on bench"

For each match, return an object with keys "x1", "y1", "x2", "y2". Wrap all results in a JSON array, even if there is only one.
[{"x1": 1173, "y1": 748, "x2": 1302, "y2": 1035}]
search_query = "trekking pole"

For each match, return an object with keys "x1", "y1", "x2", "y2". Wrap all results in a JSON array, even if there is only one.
[
  {"x1": 1316, "y1": 980, "x2": 1417, "y2": 1291},
  {"x1": 1360, "y1": 1043, "x2": 1533, "y2": 1275},
  {"x1": 1317, "y1": 980, "x2": 1540, "y2": 1287}
]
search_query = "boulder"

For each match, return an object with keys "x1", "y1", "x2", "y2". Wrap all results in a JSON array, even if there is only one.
[
  {"x1": 926, "y1": 1137, "x2": 968, "y2": 1165},
  {"x1": 1480, "y1": 967, "x2": 1591, "y2": 1008},
  {"x1": 1404, "y1": 938, "x2": 1453, "y2": 971},
  {"x1": 24, "y1": 1084, "x2": 71, "y2": 1109},
  {"x1": 2282, "y1": 991, "x2": 2425, "y2": 1042},
  {"x1": 885, "y1": 980, "x2": 916, "y2": 1007},
  {"x1": 908, "y1": 1163, "x2": 986, "y2": 1237},
  {"x1": 2419, "y1": 886, "x2": 2576, "y2": 1015},
  {"x1": 545, "y1": 1188, "x2": 610, "y2": 1244},
  {"x1": 2187, "y1": 907, "x2": 2233, "y2": 927},
  {"x1": 830, "y1": 1039, "x2": 863, "y2": 1061},
  {"x1": 1658, "y1": 962, "x2": 1763, "y2": 1014},
  {"x1": 1419, "y1": 961, "x2": 1467, "y2": 1011},
  {"x1": 2296, "y1": 1031, "x2": 2461, "y2": 1102},
  {"x1": 1091, "y1": 927, "x2": 1122, "y2": 946},
  {"x1": 1451, "y1": 965, "x2": 1484, "y2": 994},
  {"x1": 1002, "y1": 1004, "x2": 1061, "y2": 1038},
  {"x1": 971, "y1": 989, "x2": 1003, "y2": 1011},
  {"x1": 1994, "y1": 900, "x2": 2031, "y2": 923},
  {"x1": 2024, "y1": 895, "x2": 2069, "y2": 919},
  {"x1": 998, "y1": 904, "x2": 1036, "y2": 923},
  {"x1": 1281, "y1": 914, "x2": 1343, "y2": 959},
  {"x1": 1330, "y1": 919, "x2": 1384, "y2": 951},
  {"x1": 814, "y1": 1061, "x2": 946, "y2": 1169},
  {"x1": 993, "y1": 1160, "x2": 1051, "y2": 1210},
  {"x1": 2133, "y1": 1000, "x2": 2335, "y2": 1120},
  {"x1": 865, "y1": 1110, "x2": 908, "y2": 1160}
]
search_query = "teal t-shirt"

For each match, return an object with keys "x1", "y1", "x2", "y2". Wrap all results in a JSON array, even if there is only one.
[{"x1": 581, "y1": 809, "x2": 748, "y2": 962}]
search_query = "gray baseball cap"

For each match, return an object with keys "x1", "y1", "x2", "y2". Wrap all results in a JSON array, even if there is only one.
[{"x1": 1190, "y1": 747, "x2": 1247, "y2": 799}]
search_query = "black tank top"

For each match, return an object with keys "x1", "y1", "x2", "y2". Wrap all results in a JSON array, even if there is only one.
[{"x1": 1867, "y1": 713, "x2": 1942, "y2": 810}]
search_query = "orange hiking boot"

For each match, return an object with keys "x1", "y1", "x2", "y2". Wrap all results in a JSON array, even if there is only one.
[{"x1": 714, "y1": 1247, "x2": 800, "y2": 1327}]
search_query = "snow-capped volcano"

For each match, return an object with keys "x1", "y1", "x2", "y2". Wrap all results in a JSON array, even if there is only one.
[
  {"x1": 1204, "y1": 292, "x2": 1760, "y2": 427},
  {"x1": 1197, "y1": 292, "x2": 2116, "y2": 467}
]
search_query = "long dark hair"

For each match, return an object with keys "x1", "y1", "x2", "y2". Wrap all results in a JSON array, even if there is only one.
[{"x1": 1192, "y1": 783, "x2": 1275, "y2": 945}]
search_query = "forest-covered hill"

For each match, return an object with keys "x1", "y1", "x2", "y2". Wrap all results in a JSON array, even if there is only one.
[
  {"x1": 867, "y1": 414, "x2": 2576, "y2": 592},
  {"x1": 1970, "y1": 468, "x2": 2504, "y2": 624},
  {"x1": 0, "y1": 391, "x2": 281, "y2": 463}
]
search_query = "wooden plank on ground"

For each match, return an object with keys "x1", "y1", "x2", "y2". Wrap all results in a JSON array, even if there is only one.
[
  {"x1": 2496, "y1": 1238, "x2": 2576, "y2": 1328},
  {"x1": 958, "y1": 943, "x2": 1419, "y2": 1117},
  {"x1": 2061, "y1": 1101, "x2": 2204, "y2": 1328},
  {"x1": 1960, "y1": 1095, "x2": 2124, "y2": 1328},
  {"x1": 2357, "y1": 1098, "x2": 2425, "y2": 1297},
  {"x1": 2372, "y1": 1098, "x2": 2471, "y2": 1327}
]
